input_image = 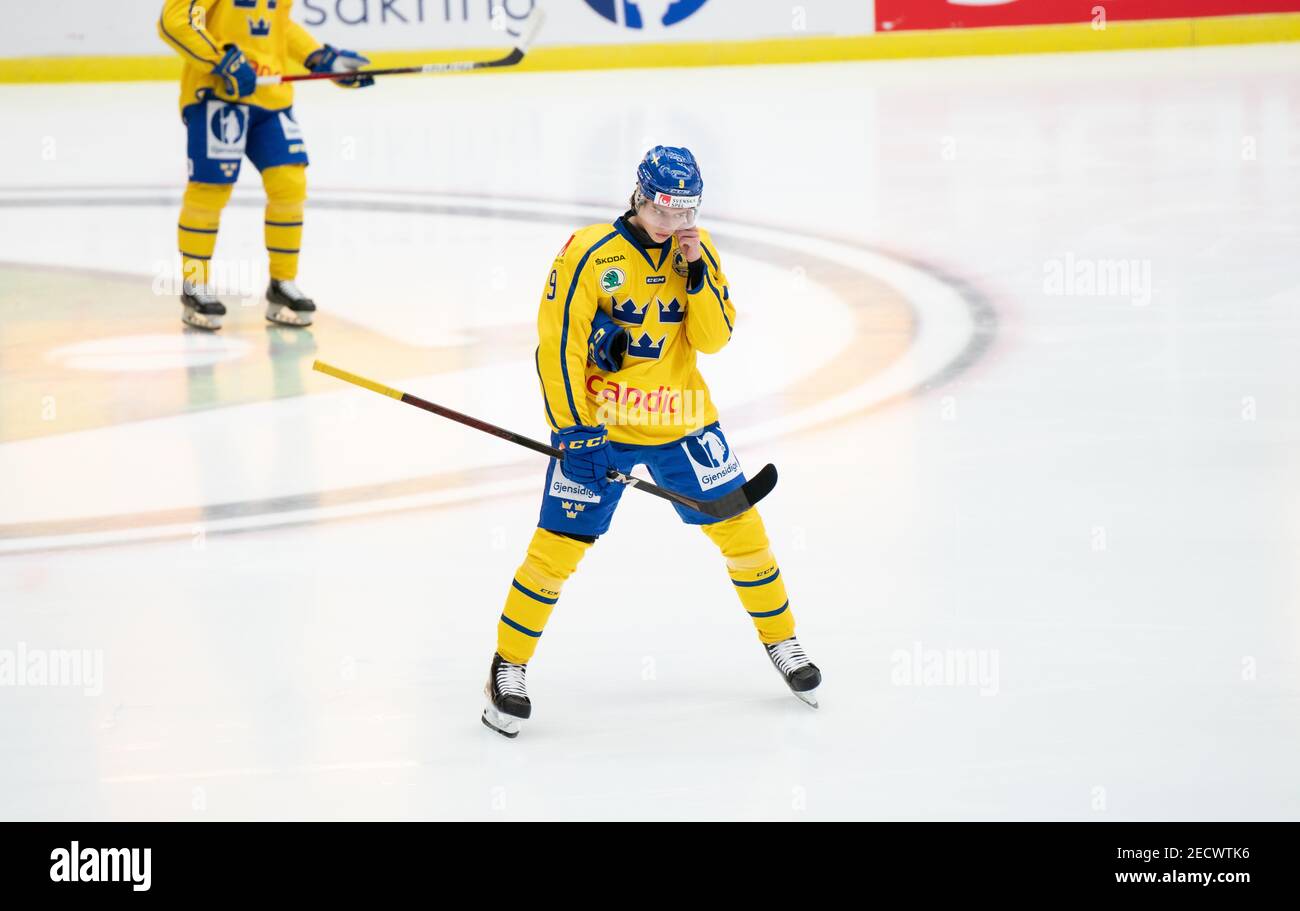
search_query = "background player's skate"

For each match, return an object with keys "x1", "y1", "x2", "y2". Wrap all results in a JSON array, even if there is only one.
[
  {"x1": 265, "y1": 279, "x2": 317, "y2": 327},
  {"x1": 180, "y1": 281, "x2": 226, "y2": 330}
]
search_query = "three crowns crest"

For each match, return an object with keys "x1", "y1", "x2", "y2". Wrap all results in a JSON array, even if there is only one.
[
  {"x1": 658, "y1": 298, "x2": 684, "y2": 323},
  {"x1": 610, "y1": 298, "x2": 648, "y2": 326},
  {"x1": 626, "y1": 332, "x2": 665, "y2": 360}
]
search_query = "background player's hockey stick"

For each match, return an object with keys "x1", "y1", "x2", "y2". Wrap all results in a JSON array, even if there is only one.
[
  {"x1": 312, "y1": 360, "x2": 778, "y2": 521},
  {"x1": 257, "y1": 8, "x2": 546, "y2": 86}
]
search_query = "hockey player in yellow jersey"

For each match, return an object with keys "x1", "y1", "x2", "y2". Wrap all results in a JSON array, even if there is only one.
[
  {"x1": 481, "y1": 146, "x2": 821, "y2": 738},
  {"x1": 158, "y1": 0, "x2": 373, "y2": 329}
]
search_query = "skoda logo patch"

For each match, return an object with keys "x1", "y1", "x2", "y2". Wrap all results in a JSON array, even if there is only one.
[{"x1": 600, "y1": 268, "x2": 625, "y2": 292}]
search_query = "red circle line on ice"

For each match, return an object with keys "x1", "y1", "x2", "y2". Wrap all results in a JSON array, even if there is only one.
[{"x1": 0, "y1": 188, "x2": 994, "y2": 554}]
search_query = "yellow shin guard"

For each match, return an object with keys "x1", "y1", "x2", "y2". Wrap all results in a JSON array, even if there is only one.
[
  {"x1": 497, "y1": 529, "x2": 593, "y2": 665},
  {"x1": 261, "y1": 164, "x2": 307, "y2": 282},
  {"x1": 701, "y1": 509, "x2": 796, "y2": 644},
  {"x1": 177, "y1": 181, "x2": 233, "y2": 287}
]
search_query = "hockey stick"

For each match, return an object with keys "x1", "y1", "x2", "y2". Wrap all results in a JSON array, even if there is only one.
[
  {"x1": 312, "y1": 360, "x2": 778, "y2": 521},
  {"x1": 257, "y1": 8, "x2": 546, "y2": 86}
]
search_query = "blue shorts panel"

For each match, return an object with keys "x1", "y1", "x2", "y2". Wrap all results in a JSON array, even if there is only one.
[
  {"x1": 536, "y1": 422, "x2": 747, "y2": 535},
  {"x1": 245, "y1": 105, "x2": 309, "y2": 172},
  {"x1": 536, "y1": 449, "x2": 630, "y2": 538},
  {"x1": 643, "y1": 424, "x2": 748, "y2": 525},
  {"x1": 184, "y1": 98, "x2": 308, "y2": 184}
]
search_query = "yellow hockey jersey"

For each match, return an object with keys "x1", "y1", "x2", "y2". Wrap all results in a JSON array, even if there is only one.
[
  {"x1": 536, "y1": 216, "x2": 737, "y2": 447},
  {"x1": 158, "y1": 0, "x2": 321, "y2": 112}
]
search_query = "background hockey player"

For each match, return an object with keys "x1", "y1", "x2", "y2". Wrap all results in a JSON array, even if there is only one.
[
  {"x1": 158, "y1": 0, "x2": 373, "y2": 330},
  {"x1": 481, "y1": 146, "x2": 821, "y2": 738}
]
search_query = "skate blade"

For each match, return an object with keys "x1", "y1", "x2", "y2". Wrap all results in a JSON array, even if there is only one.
[
  {"x1": 181, "y1": 308, "x2": 222, "y2": 331},
  {"x1": 265, "y1": 303, "x2": 313, "y2": 327},
  {"x1": 793, "y1": 688, "x2": 819, "y2": 709},
  {"x1": 481, "y1": 704, "x2": 522, "y2": 738}
]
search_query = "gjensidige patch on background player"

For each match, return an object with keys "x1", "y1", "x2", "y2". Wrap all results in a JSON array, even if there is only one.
[{"x1": 205, "y1": 101, "x2": 248, "y2": 160}]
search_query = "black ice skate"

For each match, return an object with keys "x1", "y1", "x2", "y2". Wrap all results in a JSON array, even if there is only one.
[
  {"x1": 181, "y1": 282, "x2": 226, "y2": 331},
  {"x1": 265, "y1": 279, "x2": 316, "y2": 327},
  {"x1": 765, "y1": 637, "x2": 821, "y2": 708},
  {"x1": 481, "y1": 652, "x2": 531, "y2": 739}
]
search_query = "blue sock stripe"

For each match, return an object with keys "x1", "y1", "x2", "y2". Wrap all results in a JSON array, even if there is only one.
[
  {"x1": 178, "y1": 224, "x2": 219, "y2": 234},
  {"x1": 264, "y1": 220, "x2": 303, "y2": 227},
  {"x1": 733, "y1": 568, "x2": 780, "y2": 588},
  {"x1": 499, "y1": 613, "x2": 542, "y2": 638},
  {"x1": 511, "y1": 579, "x2": 558, "y2": 605},
  {"x1": 179, "y1": 251, "x2": 212, "y2": 260},
  {"x1": 266, "y1": 247, "x2": 300, "y2": 254},
  {"x1": 748, "y1": 601, "x2": 789, "y2": 619}
]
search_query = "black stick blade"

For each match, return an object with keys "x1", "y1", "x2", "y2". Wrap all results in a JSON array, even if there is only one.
[
  {"x1": 695, "y1": 463, "x2": 779, "y2": 521},
  {"x1": 484, "y1": 47, "x2": 524, "y2": 68}
]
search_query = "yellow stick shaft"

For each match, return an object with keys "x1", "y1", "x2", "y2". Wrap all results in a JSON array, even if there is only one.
[{"x1": 312, "y1": 360, "x2": 404, "y2": 401}]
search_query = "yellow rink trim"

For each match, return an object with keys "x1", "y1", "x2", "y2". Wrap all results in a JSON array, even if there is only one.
[{"x1": 1, "y1": 13, "x2": 1297, "y2": 84}]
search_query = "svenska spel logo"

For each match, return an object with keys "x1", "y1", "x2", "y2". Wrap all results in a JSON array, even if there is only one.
[{"x1": 583, "y1": 0, "x2": 710, "y2": 29}]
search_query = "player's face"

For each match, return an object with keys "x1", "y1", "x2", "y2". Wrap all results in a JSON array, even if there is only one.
[{"x1": 637, "y1": 200, "x2": 697, "y2": 239}]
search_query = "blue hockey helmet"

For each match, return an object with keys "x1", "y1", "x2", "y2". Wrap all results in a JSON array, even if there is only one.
[{"x1": 634, "y1": 146, "x2": 702, "y2": 230}]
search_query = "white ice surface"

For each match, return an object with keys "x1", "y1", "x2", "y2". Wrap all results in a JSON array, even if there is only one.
[{"x1": 1, "y1": 44, "x2": 1298, "y2": 820}]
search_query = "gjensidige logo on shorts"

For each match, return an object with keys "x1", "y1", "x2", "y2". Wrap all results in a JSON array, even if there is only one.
[
  {"x1": 50, "y1": 842, "x2": 151, "y2": 892},
  {"x1": 206, "y1": 100, "x2": 248, "y2": 160},
  {"x1": 681, "y1": 428, "x2": 740, "y2": 490},
  {"x1": 583, "y1": 0, "x2": 710, "y2": 30},
  {"x1": 548, "y1": 460, "x2": 601, "y2": 503}
]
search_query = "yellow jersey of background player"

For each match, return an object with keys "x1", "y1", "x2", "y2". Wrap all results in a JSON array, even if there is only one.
[{"x1": 158, "y1": 0, "x2": 372, "y2": 330}]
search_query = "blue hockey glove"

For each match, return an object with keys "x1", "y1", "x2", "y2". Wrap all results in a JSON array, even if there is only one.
[
  {"x1": 305, "y1": 45, "x2": 374, "y2": 88},
  {"x1": 587, "y1": 308, "x2": 628, "y2": 372},
  {"x1": 556, "y1": 424, "x2": 614, "y2": 494},
  {"x1": 213, "y1": 44, "x2": 257, "y2": 98}
]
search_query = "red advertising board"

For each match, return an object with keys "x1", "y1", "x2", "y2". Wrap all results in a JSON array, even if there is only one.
[{"x1": 876, "y1": 0, "x2": 1300, "y2": 31}]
